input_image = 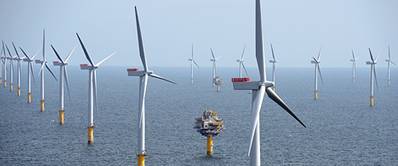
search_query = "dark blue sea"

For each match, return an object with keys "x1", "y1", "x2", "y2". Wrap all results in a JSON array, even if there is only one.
[{"x1": 1, "y1": 67, "x2": 397, "y2": 165}]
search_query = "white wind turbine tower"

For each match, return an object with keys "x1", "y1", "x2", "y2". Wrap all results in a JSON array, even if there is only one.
[
  {"x1": 367, "y1": 48, "x2": 378, "y2": 107},
  {"x1": 77, "y1": 33, "x2": 115, "y2": 144},
  {"x1": 236, "y1": 46, "x2": 249, "y2": 78},
  {"x1": 5, "y1": 44, "x2": 15, "y2": 92},
  {"x1": 188, "y1": 44, "x2": 199, "y2": 84},
  {"x1": 210, "y1": 48, "x2": 222, "y2": 91},
  {"x1": 12, "y1": 43, "x2": 23, "y2": 96},
  {"x1": 269, "y1": 44, "x2": 277, "y2": 90},
  {"x1": 1, "y1": 42, "x2": 7, "y2": 87},
  {"x1": 20, "y1": 47, "x2": 36, "y2": 103},
  {"x1": 349, "y1": 49, "x2": 357, "y2": 83},
  {"x1": 210, "y1": 48, "x2": 217, "y2": 85},
  {"x1": 0, "y1": 43, "x2": 4, "y2": 85},
  {"x1": 128, "y1": 7, "x2": 176, "y2": 166},
  {"x1": 35, "y1": 29, "x2": 58, "y2": 112},
  {"x1": 310, "y1": 49, "x2": 324, "y2": 100},
  {"x1": 386, "y1": 46, "x2": 395, "y2": 86},
  {"x1": 231, "y1": 0, "x2": 306, "y2": 165},
  {"x1": 51, "y1": 45, "x2": 74, "y2": 125}
]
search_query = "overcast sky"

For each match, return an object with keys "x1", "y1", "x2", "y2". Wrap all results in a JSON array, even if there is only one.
[{"x1": 0, "y1": 0, "x2": 397, "y2": 68}]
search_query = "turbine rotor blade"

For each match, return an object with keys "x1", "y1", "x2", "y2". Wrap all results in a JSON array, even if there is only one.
[
  {"x1": 39, "y1": 63, "x2": 45, "y2": 78},
  {"x1": 5, "y1": 44, "x2": 13, "y2": 58},
  {"x1": 312, "y1": 57, "x2": 318, "y2": 63},
  {"x1": 248, "y1": 87, "x2": 266, "y2": 156},
  {"x1": 20, "y1": 47, "x2": 31, "y2": 60},
  {"x1": 95, "y1": 52, "x2": 115, "y2": 67},
  {"x1": 255, "y1": 0, "x2": 265, "y2": 82},
  {"x1": 193, "y1": 60, "x2": 199, "y2": 69},
  {"x1": 12, "y1": 42, "x2": 20, "y2": 58},
  {"x1": 317, "y1": 48, "x2": 321, "y2": 61},
  {"x1": 45, "y1": 64, "x2": 57, "y2": 81},
  {"x1": 388, "y1": 45, "x2": 391, "y2": 60},
  {"x1": 64, "y1": 46, "x2": 76, "y2": 63},
  {"x1": 270, "y1": 44, "x2": 276, "y2": 61},
  {"x1": 317, "y1": 64, "x2": 324, "y2": 84},
  {"x1": 266, "y1": 87, "x2": 306, "y2": 128},
  {"x1": 76, "y1": 33, "x2": 94, "y2": 66},
  {"x1": 373, "y1": 66, "x2": 379, "y2": 89},
  {"x1": 29, "y1": 63, "x2": 35, "y2": 81},
  {"x1": 352, "y1": 49, "x2": 355, "y2": 61},
  {"x1": 64, "y1": 67, "x2": 71, "y2": 100},
  {"x1": 149, "y1": 73, "x2": 176, "y2": 84},
  {"x1": 210, "y1": 48, "x2": 215, "y2": 59},
  {"x1": 242, "y1": 63, "x2": 249, "y2": 77},
  {"x1": 50, "y1": 45, "x2": 64, "y2": 63},
  {"x1": 42, "y1": 29, "x2": 45, "y2": 60},
  {"x1": 240, "y1": 46, "x2": 246, "y2": 60},
  {"x1": 368, "y1": 48, "x2": 374, "y2": 63},
  {"x1": 134, "y1": 6, "x2": 148, "y2": 72}
]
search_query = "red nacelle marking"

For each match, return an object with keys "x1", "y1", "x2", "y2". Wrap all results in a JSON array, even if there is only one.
[
  {"x1": 127, "y1": 68, "x2": 139, "y2": 71},
  {"x1": 80, "y1": 64, "x2": 89, "y2": 67},
  {"x1": 231, "y1": 77, "x2": 251, "y2": 82}
]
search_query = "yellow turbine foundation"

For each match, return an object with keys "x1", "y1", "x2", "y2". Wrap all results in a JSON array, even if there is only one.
[
  {"x1": 27, "y1": 93, "x2": 32, "y2": 103},
  {"x1": 59, "y1": 110, "x2": 65, "y2": 125},
  {"x1": 9, "y1": 84, "x2": 13, "y2": 92},
  {"x1": 314, "y1": 90, "x2": 320, "y2": 100},
  {"x1": 137, "y1": 154, "x2": 145, "y2": 166},
  {"x1": 370, "y1": 96, "x2": 375, "y2": 107},
  {"x1": 3, "y1": 81, "x2": 7, "y2": 87},
  {"x1": 87, "y1": 126, "x2": 94, "y2": 144},
  {"x1": 40, "y1": 100, "x2": 45, "y2": 112},
  {"x1": 17, "y1": 86, "x2": 20, "y2": 96},
  {"x1": 0, "y1": 79, "x2": 2, "y2": 84},
  {"x1": 207, "y1": 135, "x2": 213, "y2": 156}
]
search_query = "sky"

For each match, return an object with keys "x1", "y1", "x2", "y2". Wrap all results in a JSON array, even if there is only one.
[{"x1": 0, "y1": 0, "x2": 397, "y2": 68}]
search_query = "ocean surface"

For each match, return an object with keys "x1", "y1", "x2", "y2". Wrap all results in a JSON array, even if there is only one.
[{"x1": 0, "y1": 67, "x2": 397, "y2": 166}]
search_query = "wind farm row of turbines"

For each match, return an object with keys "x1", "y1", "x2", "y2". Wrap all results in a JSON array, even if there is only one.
[{"x1": 0, "y1": 1, "x2": 396, "y2": 166}]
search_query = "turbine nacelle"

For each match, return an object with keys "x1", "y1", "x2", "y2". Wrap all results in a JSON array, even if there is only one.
[
  {"x1": 23, "y1": 58, "x2": 34, "y2": 62},
  {"x1": 35, "y1": 59, "x2": 46, "y2": 64},
  {"x1": 53, "y1": 61, "x2": 67, "y2": 66},
  {"x1": 80, "y1": 64, "x2": 98, "y2": 70},
  {"x1": 366, "y1": 61, "x2": 376, "y2": 65},
  {"x1": 127, "y1": 68, "x2": 152, "y2": 77},
  {"x1": 232, "y1": 78, "x2": 274, "y2": 90},
  {"x1": 269, "y1": 60, "x2": 277, "y2": 63}
]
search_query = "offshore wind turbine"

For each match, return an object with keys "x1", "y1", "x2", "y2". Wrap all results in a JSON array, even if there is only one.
[
  {"x1": 188, "y1": 44, "x2": 199, "y2": 84},
  {"x1": 386, "y1": 46, "x2": 395, "y2": 86},
  {"x1": 367, "y1": 48, "x2": 378, "y2": 107},
  {"x1": 5, "y1": 44, "x2": 15, "y2": 92},
  {"x1": 231, "y1": 0, "x2": 306, "y2": 165},
  {"x1": 210, "y1": 48, "x2": 222, "y2": 91},
  {"x1": 1, "y1": 42, "x2": 6, "y2": 87},
  {"x1": 35, "y1": 29, "x2": 57, "y2": 112},
  {"x1": 349, "y1": 49, "x2": 357, "y2": 83},
  {"x1": 12, "y1": 42, "x2": 23, "y2": 96},
  {"x1": 128, "y1": 7, "x2": 176, "y2": 166},
  {"x1": 20, "y1": 48, "x2": 36, "y2": 103},
  {"x1": 210, "y1": 48, "x2": 217, "y2": 86},
  {"x1": 51, "y1": 45, "x2": 74, "y2": 125},
  {"x1": 0, "y1": 43, "x2": 4, "y2": 85},
  {"x1": 236, "y1": 46, "x2": 249, "y2": 78},
  {"x1": 269, "y1": 44, "x2": 277, "y2": 90},
  {"x1": 310, "y1": 49, "x2": 323, "y2": 100},
  {"x1": 77, "y1": 33, "x2": 115, "y2": 144}
]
